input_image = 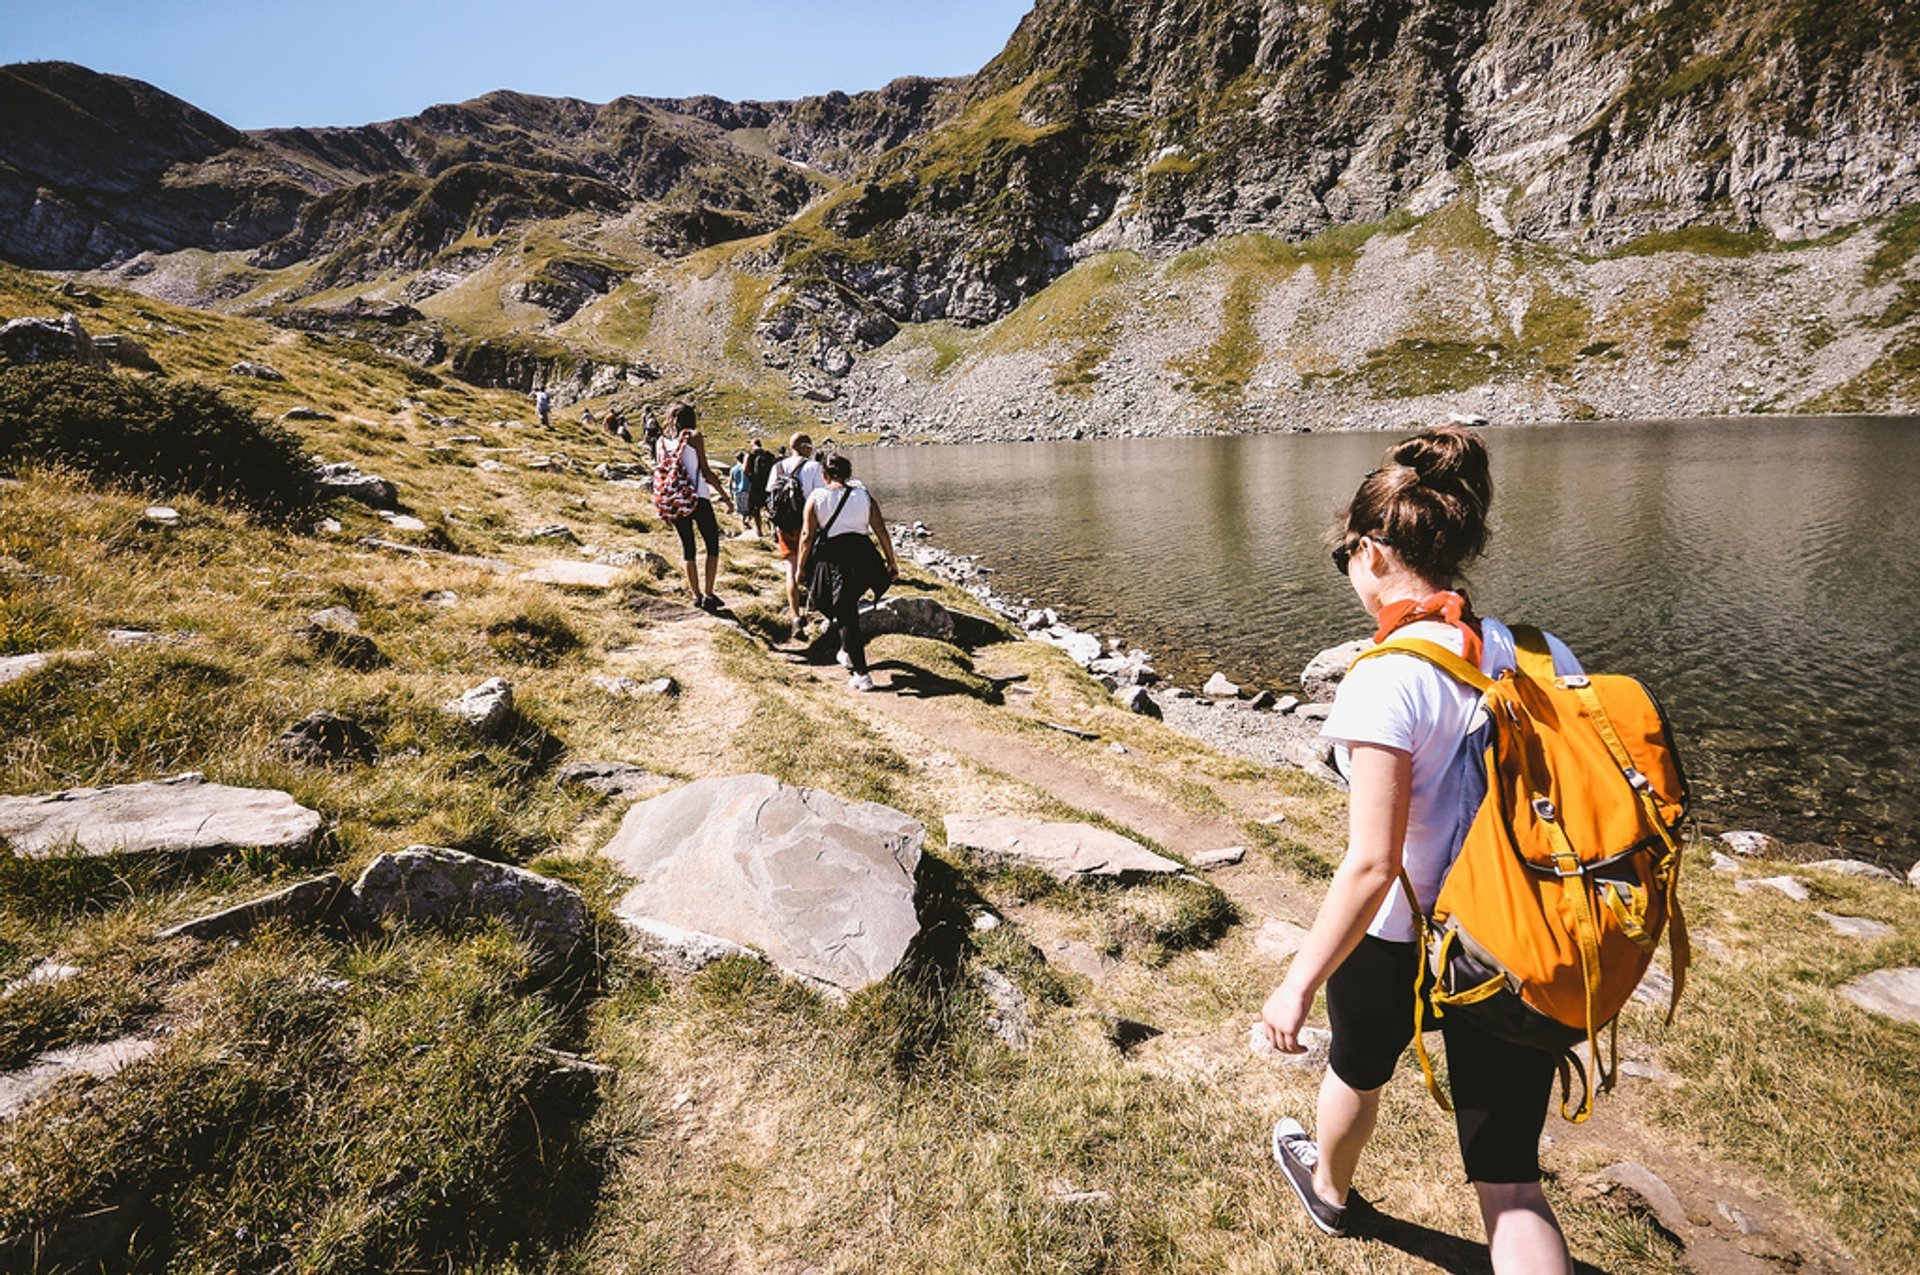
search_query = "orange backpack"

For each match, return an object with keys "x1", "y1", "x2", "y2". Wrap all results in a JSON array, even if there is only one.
[{"x1": 1350, "y1": 625, "x2": 1691, "y2": 1122}]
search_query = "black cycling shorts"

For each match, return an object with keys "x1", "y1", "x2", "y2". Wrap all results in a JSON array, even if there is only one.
[
  {"x1": 1325, "y1": 935, "x2": 1557, "y2": 1184},
  {"x1": 672, "y1": 498, "x2": 720, "y2": 562}
]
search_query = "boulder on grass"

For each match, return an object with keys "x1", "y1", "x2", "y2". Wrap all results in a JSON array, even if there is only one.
[
  {"x1": 275, "y1": 710, "x2": 378, "y2": 766},
  {"x1": 945, "y1": 813, "x2": 1181, "y2": 883},
  {"x1": 158, "y1": 873, "x2": 345, "y2": 941},
  {"x1": 860, "y1": 595, "x2": 956, "y2": 641},
  {"x1": 0, "y1": 773, "x2": 323, "y2": 860},
  {"x1": 1115, "y1": 685, "x2": 1161, "y2": 718},
  {"x1": 599, "y1": 775, "x2": 923, "y2": 995},
  {"x1": 346, "y1": 845, "x2": 587, "y2": 971},
  {"x1": 445, "y1": 678, "x2": 514, "y2": 738}
]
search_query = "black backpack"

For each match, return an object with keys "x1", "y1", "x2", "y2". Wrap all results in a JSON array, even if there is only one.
[{"x1": 768, "y1": 461, "x2": 810, "y2": 531}]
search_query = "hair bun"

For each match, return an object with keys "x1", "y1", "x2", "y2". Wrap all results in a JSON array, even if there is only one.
[{"x1": 1388, "y1": 426, "x2": 1491, "y2": 510}]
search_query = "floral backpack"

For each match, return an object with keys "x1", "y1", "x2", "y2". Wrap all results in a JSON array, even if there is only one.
[{"x1": 653, "y1": 438, "x2": 697, "y2": 521}]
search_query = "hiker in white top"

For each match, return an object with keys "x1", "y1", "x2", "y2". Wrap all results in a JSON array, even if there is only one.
[
  {"x1": 794, "y1": 451, "x2": 897, "y2": 692},
  {"x1": 1260, "y1": 426, "x2": 1577, "y2": 1275},
  {"x1": 654, "y1": 400, "x2": 733, "y2": 612},
  {"x1": 769, "y1": 431, "x2": 827, "y2": 641}
]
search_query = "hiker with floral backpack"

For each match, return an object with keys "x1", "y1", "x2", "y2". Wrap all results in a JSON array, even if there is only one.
[
  {"x1": 1258, "y1": 425, "x2": 1688, "y2": 1275},
  {"x1": 653, "y1": 400, "x2": 733, "y2": 612}
]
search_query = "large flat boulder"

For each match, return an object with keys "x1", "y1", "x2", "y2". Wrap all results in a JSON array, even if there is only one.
[
  {"x1": 1839, "y1": 967, "x2": 1920, "y2": 1025},
  {"x1": 600, "y1": 775, "x2": 923, "y2": 995},
  {"x1": 945, "y1": 814, "x2": 1181, "y2": 883},
  {"x1": 521, "y1": 560, "x2": 622, "y2": 589},
  {"x1": 860, "y1": 596, "x2": 956, "y2": 641},
  {"x1": 0, "y1": 773, "x2": 324, "y2": 860}
]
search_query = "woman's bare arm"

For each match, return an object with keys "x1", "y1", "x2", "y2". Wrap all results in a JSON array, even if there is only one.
[{"x1": 867, "y1": 499, "x2": 898, "y2": 574}]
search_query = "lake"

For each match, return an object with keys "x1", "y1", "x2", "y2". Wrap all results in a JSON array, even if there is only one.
[{"x1": 860, "y1": 416, "x2": 1920, "y2": 864}]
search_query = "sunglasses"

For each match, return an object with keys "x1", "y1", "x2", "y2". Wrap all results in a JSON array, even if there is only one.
[{"x1": 1332, "y1": 533, "x2": 1390, "y2": 576}]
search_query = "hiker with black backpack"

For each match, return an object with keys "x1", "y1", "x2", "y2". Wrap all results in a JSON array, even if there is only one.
[
  {"x1": 743, "y1": 437, "x2": 776, "y2": 539},
  {"x1": 1258, "y1": 425, "x2": 1687, "y2": 1273},
  {"x1": 652, "y1": 400, "x2": 733, "y2": 612},
  {"x1": 767, "y1": 432, "x2": 825, "y2": 642},
  {"x1": 793, "y1": 452, "x2": 897, "y2": 692}
]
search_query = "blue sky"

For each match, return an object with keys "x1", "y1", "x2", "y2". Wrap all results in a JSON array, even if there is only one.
[{"x1": 0, "y1": 1, "x2": 1036, "y2": 128}]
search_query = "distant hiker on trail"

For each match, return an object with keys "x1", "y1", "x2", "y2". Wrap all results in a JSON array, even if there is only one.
[
  {"x1": 641, "y1": 406, "x2": 661, "y2": 450},
  {"x1": 533, "y1": 388, "x2": 551, "y2": 427},
  {"x1": 729, "y1": 450, "x2": 752, "y2": 534},
  {"x1": 1260, "y1": 426, "x2": 1585, "y2": 1274},
  {"x1": 795, "y1": 451, "x2": 897, "y2": 693},
  {"x1": 604, "y1": 404, "x2": 630, "y2": 441},
  {"x1": 767, "y1": 431, "x2": 825, "y2": 642},
  {"x1": 652, "y1": 400, "x2": 733, "y2": 613},
  {"x1": 582, "y1": 406, "x2": 597, "y2": 429},
  {"x1": 743, "y1": 437, "x2": 776, "y2": 539}
]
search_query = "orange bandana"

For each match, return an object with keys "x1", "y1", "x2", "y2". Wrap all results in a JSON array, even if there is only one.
[{"x1": 1373, "y1": 591, "x2": 1483, "y2": 667}]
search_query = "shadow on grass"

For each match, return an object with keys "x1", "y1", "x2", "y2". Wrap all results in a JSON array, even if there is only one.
[{"x1": 868, "y1": 658, "x2": 1003, "y2": 704}]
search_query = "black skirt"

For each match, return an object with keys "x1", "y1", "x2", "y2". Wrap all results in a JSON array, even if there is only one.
[{"x1": 808, "y1": 533, "x2": 890, "y2": 614}]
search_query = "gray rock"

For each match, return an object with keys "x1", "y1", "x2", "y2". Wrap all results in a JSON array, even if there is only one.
[
  {"x1": 1248, "y1": 689, "x2": 1277, "y2": 710},
  {"x1": 979, "y1": 967, "x2": 1032, "y2": 1049},
  {"x1": 301, "y1": 622, "x2": 386, "y2": 671},
  {"x1": 0, "y1": 651, "x2": 91, "y2": 687},
  {"x1": 89, "y1": 333, "x2": 159, "y2": 371},
  {"x1": 308, "y1": 606, "x2": 360, "y2": 632},
  {"x1": 1249, "y1": 1021, "x2": 1331, "y2": 1069},
  {"x1": 229, "y1": 360, "x2": 285, "y2": 381},
  {"x1": 1203, "y1": 672, "x2": 1240, "y2": 699},
  {"x1": 1, "y1": 1036, "x2": 159, "y2": 1122},
  {"x1": 315, "y1": 462, "x2": 398, "y2": 510},
  {"x1": 1600, "y1": 1163, "x2": 1690, "y2": 1241},
  {"x1": 1274, "y1": 695, "x2": 1301, "y2": 714},
  {"x1": 141, "y1": 505, "x2": 178, "y2": 527},
  {"x1": 1631, "y1": 964, "x2": 1676, "y2": 1010},
  {"x1": 1300, "y1": 638, "x2": 1371, "y2": 702},
  {"x1": 525, "y1": 523, "x2": 581, "y2": 544},
  {"x1": 1805, "y1": 858, "x2": 1900, "y2": 883},
  {"x1": 445, "y1": 678, "x2": 514, "y2": 738},
  {"x1": 1736, "y1": 875, "x2": 1810, "y2": 901},
  {"x1": 1254, "y1": 919, "x2": 1309, "y2": 964},
  {"x1": 623, "y1": 916, "x2": 758, "y2": 973},
  {"x1": 1295, "y1": 703, "x2": 1333, "y2": 722},
  {"x1": 0, "y1": 773, "x2": 324, "y2": 860},
  {"x1": 1709, "y1": 850, "x2": 1741, "y2": 875},
  {"x1": 1720, "y1": 830, "x2": 1781, "y2": 857},
  {"x1": 593, "y1": 674, "x2": 678, "y2": 699},
  {"x1": 859, "y1": 595, "x2": 956, "y2": 641},
  {"x1": 347, "y1": 846, "x2": 587, "y2": 969},
  {"x1": 603, "y1": 548, "x2": 673, "y2": 577},
  {"x1": 945, "y1": 813, "x2": 1180, "y2": 883},
  {"x1": 106, "y1": 629, "x2": 162, "y2": 646},
  {"x1": 555, "y1": 760, "x2": 670, "y2": 800},
  {"x1": 1840, "y1": 967, "x2": 1920, "y2": 1024},
  {"x1": 0, "y1": 314, "x2": 102, "y2": 368},
  {"x1": 1193, "y1": 846, "x2": 1246, "y2": 870},
  {"x1": 1814, "y1": 912, "x2": 1896, "y2": 940},
  {"x1": 424, "y1": 590, "x2": 459, "y2": 607},
  {"x1": 157, "y1": 873, "x2": 345, "y2": 941},
  {"x1": 377, "y1": 511, "x2": 428, "y2": 533},
  {"x1": 1040, "y1": 625, "x2": 1104, "y2": 666},
  {"x1": 281, "y1": 405, "x2": 335, "y2": 421},
  {"x1": 1, "y1": 960, "x2": 82, "y2": 998},
  {"x1": 1115, "y1": 685, "x2": 1161, "y2": 719},
  {"x1": 600, "y1": 775, "x2": 924, "y2": 994},
  {"x1": 275, "y1": 710, "x2": 377, "y2": 766},
  {"x1": 521, "y1": 560, "x2": 621, "y2": 589},
  {"x1": 1911, "y1": 860, "x2": 1920, "y2": 891}
]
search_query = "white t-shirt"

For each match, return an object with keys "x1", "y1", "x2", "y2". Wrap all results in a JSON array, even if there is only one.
[
  {"x1": 657, "y1": 435, "x2": 714, "y2": 500},
  {"x1": 1321, "y1": 617, "x2": 1582, "y2": 942},
  {"x1": 774, "y1": 453, "x2": 825, "y2": 502},
  {"x1": 806, "y1": 482, "x2": 871, "y2": 538}
]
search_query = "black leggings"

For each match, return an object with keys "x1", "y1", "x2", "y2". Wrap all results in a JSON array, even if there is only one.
[
  {"x1": 1325, "y1": 935, "x2": 1557, "y2": 1184},
  {"x1": 828, "y1": 594, "x2": 868, "y2": 674},
  {"x1": 672, "y1": 498, "x2": 720, "y2": 563}
]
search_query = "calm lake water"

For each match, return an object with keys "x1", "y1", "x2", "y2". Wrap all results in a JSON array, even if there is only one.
[{"x1": 861, "y1": 417, "x2": 1920, "y2": 862}]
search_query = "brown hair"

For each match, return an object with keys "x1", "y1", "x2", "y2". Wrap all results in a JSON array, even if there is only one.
[
  {"x1": 664, "y1": 400, "x2": 696, "y2": 433},
  {"x1": 1331, "y1": 425, "x2": 1493, "y2": 584}
]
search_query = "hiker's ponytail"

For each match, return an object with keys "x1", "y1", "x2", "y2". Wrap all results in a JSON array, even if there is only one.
[{"x1": 1333, "y1": 425, "x2": 1492, "y2": 585}]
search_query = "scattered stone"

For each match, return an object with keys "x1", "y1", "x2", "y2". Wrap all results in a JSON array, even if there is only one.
[
  {"x1": 1194, "y1": 846, "x2": 1246, "y2": 870},
  {"x1": 105, "y1": 629, "x2": 162, "y2": 646},
  {"x1": 301, "y1": 622, "x2": 387, "y2": 671},
  {"x1": 424, "y1": 590, "x2": 458, "y2": 607},
  {"x1": 157, "y1": 873, "x2": 345, "y2": 941},
  {"x1": 525, "y1": 523, "x2": 581, "y2": 544},
  {"x1": 1108, "y1": 741, "x2": 1128, "y2": 755},
  {"x1": 554, "y1": 760, "x2": 670, "y2": 800},
  {"x1": 0, "y1": 314, "x2": 102, "y2": 367},
  {"x1": 0, "y1": 773, "x2": 324, "y2": 860},
  {"x1": 602, "y1": 776, "x2": 924, "y2": 994},
  {"x1": 1736, "y1": 875, "x2": 1811, "y2": 901},
  {"x1": 281, "y1": 405, "x2": 334, "y2": 421},
  {"x1": 1039, "y1": 720, "x2": 1099, "y2": 741},
  {"x1": 314, "y1": 517, "x2": 343, "y2": 535},
  {"x1": 1806, "y1": 858, "x2": 1900, "y2": 883},
  {"x1": 308, "y1": 606, "x2": 359, "y2": 632},
  {"x1": 1038, "y1": 626, "x2": 1104, "y2": 666},
  {"x1": 1714, "y1": 1200, "x2": 1762, "y2": 1236},
  {"x1": 1910, "y1": 860, "x2": 1920, "y2": 891},
  {"x1": 141, "y1": 505, "x2": 178, "y2": 527},
  {"x1": 1300, "y1": 638, "x2": 1371, "y2": 702},
  {"x1": 346, "y1": 846, "x2": 588, "y2": 971},
  {"x1": 229, "y1": 360, "x2": 285, "y2": 381},
  {"x1": 479, "y1": 459, "x2": 510, "y2": 473},
  {"x1": 1617, "y1": 1058, "x2": 1671, "y2": 1083},
  {"x1": 1274, "y1": 695, "x2": 1301, "y2": 714},
  {"x1": 1115, "y1": 685, "x2": 1161, "y2": 719},
  {"x1": 1709, "y1": 850, "x2": 1741, "y2": 875},
  {"x1": 1598, "y1": 1163, "x2": 1689, "y2": 1243},
  {"x1": 315, "y1": 462, "x2": 398, "y2": 509},
  {"x1": 1631, "y1": 964, "x2": 1676, "y2": 1010},
  {"x1": 945, "y1": 814, "x2": 1181, "y2": 883},
  {"x1": 1838, "y1": 967, "x2": 1920, "y2": 1023},
  {"x1": 444, "y1": 678, "x2": 515, "y2": 738},
  {"x1": 1814, "y1": 912, "x2": 1896, "y2": 940},
  {"x1": 1247, "y1": 689, "x2": 1277, "y2": 710},
  {"x1": 972, "y1": 912, "x2": 1001, "y2": 932},
  {"x1": 1047, "y1": 1178, "x2": 1112, "y2": 1205},
  {"x1": 1098, "y1": 1013, "x2": 1163, "y2": 1052},
  {"x1": 521, "y1": 560, "x2": 621, "y2": 589},
  {"x1": 0, "y1": 651, "x2": 90, "y2": 686},
  {"x1": 603, "y1": 549, "x2": 673, "y2": 576},
  {"x1": 979, "y1": 967, "x2": 1032, "y2": 1049},
  {"x1": 1, "y1": 961, "x2": 82, "y2": 997},
  {"x1": 1, "y1": 1036, "x2": 160, "y2": 1122},
  {"x1": 1249, "y1": 1021, "x2": 1331, "y2": 1068},
  {"x1": 275, "y1": 710, "x2": 378, "y2": 766},
  {"x1": 1720, "y1": 830, "x2": 1781, "y2": 858},
  {"x1": 859, "y1": 595, "x2": 956, "y2": 641},
  {"x1": 1254, "y1": 919, "x2": 1309, "y2": 964},
  {"x1": 1295, "y1": 703, "x2": 1333, "y2": 722},
  {"x1": 377, "y1": 510, "x2": 428, "y2": 533},
  {"x1": 1203, "y1": 672, "x2": 1240, "y2": 699}
]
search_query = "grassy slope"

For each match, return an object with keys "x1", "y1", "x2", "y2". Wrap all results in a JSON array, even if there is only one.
[{"x1": 2, "y1": 262, "x2": 1918, "y2": 1272}]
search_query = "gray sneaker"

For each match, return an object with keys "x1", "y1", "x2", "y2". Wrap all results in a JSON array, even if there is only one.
[{"x1": 1271, "y1": 1117, "x2": 1348, "y2": 1237}]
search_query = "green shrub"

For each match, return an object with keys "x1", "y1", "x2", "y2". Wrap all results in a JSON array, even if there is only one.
[{"x1": 0, "y1": 364, "x2": 318, "y2": 521}]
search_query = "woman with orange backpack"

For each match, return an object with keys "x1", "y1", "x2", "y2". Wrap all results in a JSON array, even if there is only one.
[{"x1": 1258, "y1": 426, "x2": 1584, "y2": 1273}]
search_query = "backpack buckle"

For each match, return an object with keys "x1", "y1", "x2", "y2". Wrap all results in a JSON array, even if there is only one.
[
  {"x1": 1531, "y1": 797, "x2": 1558, "y2": 823},
  {"x1": 1556, "y1": 675, "x2": 1591, "y2": 689},
  {"x1": 1624, "y1": 767, "x2": 1650, "y2": 792}
]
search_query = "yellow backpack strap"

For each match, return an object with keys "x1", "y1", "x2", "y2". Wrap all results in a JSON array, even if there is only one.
[
  {"x1": 1352, "y1": 637, "x2": 1495, "y2": 693},
  {"x1": 1510, "y1": 624, "x2": 1558, "y2": 681},
  {"x1": 1397, "y1": 869, "x2": 1453, "y2": 1114}
]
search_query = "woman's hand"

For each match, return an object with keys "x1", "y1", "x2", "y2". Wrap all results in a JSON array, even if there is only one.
[{"x1": 1259, "y1": 978, "x2": 1314, "y2": 1054}]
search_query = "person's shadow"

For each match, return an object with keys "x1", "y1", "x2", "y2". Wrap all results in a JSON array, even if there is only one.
[{"x1": 1352, "y1": 1201, "x2": 1615, "y2": 1274}]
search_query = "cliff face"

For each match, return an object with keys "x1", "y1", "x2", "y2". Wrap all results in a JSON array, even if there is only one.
[{"x1": 764, "y1": 0, "x2": 1920, "y2": 366}]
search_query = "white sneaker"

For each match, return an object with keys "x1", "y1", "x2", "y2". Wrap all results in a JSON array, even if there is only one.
[
  {"x1": 848, "y1": 672, "x2": 876, "y2": 692},
  {"x1": 837, "y1": 649, "x2": 853, "y2": 669}
]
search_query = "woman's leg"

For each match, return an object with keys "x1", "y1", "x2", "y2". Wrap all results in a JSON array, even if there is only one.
[
  {"x1": 835, "y1": 592, "x2": 868, "y2": 674},
  {"x1": 694, "y1": 499, "x2": 722, "y2": 597},
  {"x1": 1311, "y1": 1070, "x2": 1383, "y2": 1205},
  {"x1": 1311, "y1": 936, "x2": 1415, "y2": 1204},
  {"x1": 673, "y1": 514, "x2": 699, "y2": 597},
  {"x1": 1476, "y1": 1182, "x2": 1573, "y2": 1275},
  {"x1": 1444, "y1": 1017, "x2": 1569, "y2": 1274}
]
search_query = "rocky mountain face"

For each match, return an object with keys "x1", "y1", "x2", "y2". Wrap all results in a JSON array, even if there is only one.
[{"x1": 764, "y1": 0, "x2": 1920, "y2": 371}]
